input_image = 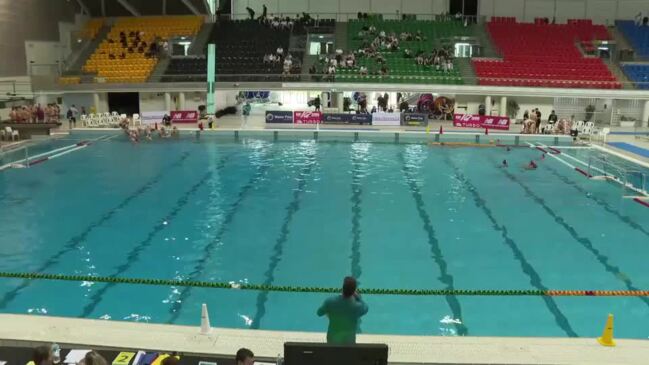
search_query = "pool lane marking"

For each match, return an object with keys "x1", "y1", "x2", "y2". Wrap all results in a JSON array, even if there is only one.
[
  {"x1": 80, "y1": 153, "x2": 233, "y2": 318},
  {"x1": 250, "y1": 149, "x2": 318, "y2": 330},
  {"x1": 497, "y1": 166, "x2": 649, "y2": 309},
  {"x1": 544, "y1": 165, "x2": 649, "y2": 238},
  {"x1": 444, "y1": 156, "x2": 578, "y2": 337},
  {"x1": 166, "y1": 147, "x2": 276, "y2": 323},
  {"x1": 399, "y1": 151, "x2": 469, "y2": 336},
  {"x1": 350, "y1": 150, "x2": 363, "y2": 280},
  {"x1": 0, "y1": 151, "x2": 192, "y2": 310}
]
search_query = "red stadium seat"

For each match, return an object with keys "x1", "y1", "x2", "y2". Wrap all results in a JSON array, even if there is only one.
[{"x1": 473, "y1": 20, "x2": 617, "y2": 89}]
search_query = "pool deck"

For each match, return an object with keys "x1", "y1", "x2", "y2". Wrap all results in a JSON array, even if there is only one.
[{"x1": 1, "y1": 314, "x2": 648, "y2": 364}]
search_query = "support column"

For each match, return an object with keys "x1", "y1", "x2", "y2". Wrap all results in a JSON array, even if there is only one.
[
  {"x1": 643, "y1": 100, "x2": 649, "y2": 127},
  {"x1": 164, "y1": 92, "x2": 172, "y2": 111},
  {"x1": 337, "y1": 92, "x2": 344, "y2": 112},
  {"x1": 178, "y1": 92, "x2": 186, "y2": 110},
  {"x1": 485, "y1": 96, "x2": 492, "y2": 115},
  {"x1": 499, "y1": 96, "x2": 507, "y2": 117},
  {"x1": 93, "y1": 93, "x2": 100, "y2": 113}
]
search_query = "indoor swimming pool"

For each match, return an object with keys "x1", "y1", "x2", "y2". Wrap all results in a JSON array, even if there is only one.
[{"x1": 0, "y1": 132, "x2": 648, "y2": 338}]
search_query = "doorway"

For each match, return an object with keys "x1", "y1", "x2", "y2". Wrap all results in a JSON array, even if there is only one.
[
  {"x1": 450, "y1": 0, "x2": 478, "y2": 17},
  {"x1": 108, "y1": 92, "x2": 139, "y2": 115}
]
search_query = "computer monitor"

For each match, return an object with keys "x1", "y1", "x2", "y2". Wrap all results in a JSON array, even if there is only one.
[{"x1": 284, "y1": 342, "x2": 388, "y2": 365}]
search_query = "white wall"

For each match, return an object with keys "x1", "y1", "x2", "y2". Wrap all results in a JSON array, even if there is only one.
[
  {"x1": 24, "y1": 41, "x2": 66, "y2": 76},
  {"x1": 139, "y1": 92, "x2": 167, "y2": 112},
  {"x1": 233, "y1": 0, "x2": 451, "y2": 20},
  {"x1": 480, "y1": 0, "x2": 647, "y2": 25}
]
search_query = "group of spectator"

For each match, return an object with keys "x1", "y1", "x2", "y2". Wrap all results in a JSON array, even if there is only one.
[
  {"x1": 27, "y1": 346, "x2": 256, "y2": 365},
  {"x1": 263, "y1": 46, "x2": 296, "y2": 75},
  {"x1": 246, "y1": 4, "x2": 316, "y2": 28},
  {"x1": 8, "y1": 104, "x2": 64, "y2": 123},
  {"x1": 106, "y1": 30, "x2": 162, "y2": 59},
  {"x1": 411, "y1": 46, "x2": 454, "y2": 72}
]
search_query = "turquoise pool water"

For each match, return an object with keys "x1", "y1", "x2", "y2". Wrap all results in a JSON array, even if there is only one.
[{"x1": 0, "y1": 132, "x2": 648, "y2": 338}]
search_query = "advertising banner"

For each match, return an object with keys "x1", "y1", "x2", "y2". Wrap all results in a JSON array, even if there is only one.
[
  {"x1": 265, "y1": 110, "x2": 293, "y2": 123},
  {"x1": 401, "y1": 113, "x2": 429, "y2": 126},
  {"x1": 140, "y1": 111, "x2": 167, "y2": 125},
  {"x1": 170, "y1": 110, "x2": 199, "y2": 124},
  {"x1": 371, "y1": 112, "x2": 401, "y2": 126},
  {"x1": 453, "y1": 114, "x2": 510, "y2": 130},
  {"x1": 322, "y1": 113, "x2": 372, "y2": 124},
  {"x1": 293, "y1": 111, "x2": 322, "y2": 124}
]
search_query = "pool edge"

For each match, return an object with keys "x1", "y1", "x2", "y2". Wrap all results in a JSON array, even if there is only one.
[{"x1": 1, "y1": 314, "x2": 647, "y2": 364}]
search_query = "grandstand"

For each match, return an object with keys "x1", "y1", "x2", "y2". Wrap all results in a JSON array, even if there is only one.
[
  {"x1": 334, "y1": 19, "x2": 466, "y2": 84},
  {"x1": 83, "y1": 16, "x2": 202, "y2": 83},
  {"x1": 473, "y1": 18, "x2": 620, "y2": 89}
]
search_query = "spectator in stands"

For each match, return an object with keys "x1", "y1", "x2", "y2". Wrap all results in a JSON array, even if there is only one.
[
  {"x1": 236, "y1": 348, "x2": 255, "y2": 365},
  {"x1": 276, "y1": 46, "x2": 284, "y2": 57},
  {"x1": 317, "y1": 276, "x2": 368, "y2": 344},
  {"x1": 36, "y1": 104, "x2": 45, "y2": 123},
  {"x1": 79, "y1": 351, "x2": 108, "y2": 365},
  {"x1": 27, "y1": 345, "x2": 52, "y2": 365},
  {"x1": 283, "y1": 56, "x2": 293, "y2": 75},
  {"x1": 261, "y1": 4, "x2": 268, "y2": 20},
  {"x1": 359, "y1": 65, "x2": 368, "y2": 75},
  {"x1": 246, "y1": 7, "x2": 255, "y2": 19}
]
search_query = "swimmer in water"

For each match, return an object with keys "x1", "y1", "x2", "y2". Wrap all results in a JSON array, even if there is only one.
[
  {"x1": 541, "y1": 153, "x2": 545, "y2": 160},
  {"x1": 525, "y1": 160, "x2": 537, "y2": 170},
  {"x1": 502, "y1": 159, "x2": 508, "y2": 168},
  {"x1": 171, "y1": 126, "x2": 179, "y2": 138},
  {"x1": 506, "y1": 146, "x2": 511, "y2": 152},
  {"x1": 145, "y1": 127, "x2": 153, "y2": 141}
]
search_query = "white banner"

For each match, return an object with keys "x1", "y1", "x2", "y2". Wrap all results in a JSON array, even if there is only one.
[
  {"x1": 140, "y1": 111, "x2": 168, "y2": 125},
  {"x1": 372, "y1": 112, "x2": 401, "y2": 126}
]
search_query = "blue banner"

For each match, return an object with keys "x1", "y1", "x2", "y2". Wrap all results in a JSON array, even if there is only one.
[
  {"x1": 401, "y1": 113, "x2": 429, "y2": 126},
  {"x1": 265, "y1": 111, "x2": 293, "y2": 123},
  {"x1": 322, "y1": 113, "x2": 372, "y2": 124}
]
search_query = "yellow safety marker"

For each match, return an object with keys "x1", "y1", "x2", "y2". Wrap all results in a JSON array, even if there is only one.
[{"x1": 597, "y1": 314, "x2": 616, "y2": 347}]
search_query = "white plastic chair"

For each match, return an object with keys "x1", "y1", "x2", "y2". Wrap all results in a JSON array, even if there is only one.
[
  {"x1": 80, "y1": 114, "x2": 88, "y2": 126},
  {"x1": 4, "y1": 127, "x2": 19, "y2": 141},
  {"x1": 111, "y1": 111, "x2": 118, "y2": 117},
  {"x1": 132, "y1": 113, "x2": 141, "y2": 126}
]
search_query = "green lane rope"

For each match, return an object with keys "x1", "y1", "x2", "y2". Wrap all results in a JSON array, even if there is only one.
[{"x1": 1, "y1": 272, "x2": 648, "y2": 296}]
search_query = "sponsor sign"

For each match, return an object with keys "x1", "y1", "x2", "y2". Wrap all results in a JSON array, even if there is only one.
[
  {"x1": 401, "y1": 113, "x2": 429, "y2": 126},
  {"x1": 322, "y1": 113, "x2": 372, "y2": 124},
  {"x1": 293, "y1": 111, "x2": 322, "y2": 124},
  {"x1": 265, "y1": 110, "x2": 293, "y2": 123},
  {"x1": 170, "y1": 110, "x2": 199, "y2": 123},
  {"x1": 140, "y1": 111, "x2": 167, "y2": 125},
  {"x1": 371, "y1": 112, "x2": 401, "y2": 126},
  {"x1": 453, "y1": 114, "x2": 510, "y2": 130}
]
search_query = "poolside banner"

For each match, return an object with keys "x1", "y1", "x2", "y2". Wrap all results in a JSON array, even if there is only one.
[
  {"x1": 140, "y1": 111, "x2": 167, "y2": 125},
  {"x1": 371, "y1": 112, "x2": 401, "y2": 126},
  {"x1": 453, "y1": 114, "x2": 510, "y2": 130},
  {"x1": 265, "y1": 110, "x2": 293, "y2": 123},
  {"x1": 401, "y1": 113, "x2": 429, "y2": 126},
  {"x1": 170, "y1": 110, "x2": 199, "y2": 124},
  {"x1": 322, "y1": 113, "x2": 372, "y2": 124},
  {"x1": 293, "y1": 111, "x2": 322, "y2": 124}
]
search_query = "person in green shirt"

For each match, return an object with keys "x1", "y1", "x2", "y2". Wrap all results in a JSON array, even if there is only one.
[{"x1": 317, "y1": 276, "x2": 369, "y2": 344}]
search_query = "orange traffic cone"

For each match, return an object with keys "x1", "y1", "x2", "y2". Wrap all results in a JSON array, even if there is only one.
[{"x1": 597, "y1": 314, "x2": 615, "y2": 347}]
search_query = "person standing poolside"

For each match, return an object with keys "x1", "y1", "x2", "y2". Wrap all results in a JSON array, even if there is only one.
[{"x1": 317, "y1": 276, "x2": 369, "y2": 344}]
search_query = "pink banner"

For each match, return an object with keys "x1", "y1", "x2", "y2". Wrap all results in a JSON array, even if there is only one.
[
  {"x1": 293, "y1": 111, "x2": 322, "y2": 124},
  {"x1": 170, "y1": 110, "x2": 199, "y2": 123},
  {"x1": 453, "y1": 114, "x2": 510, "y2": 130}
]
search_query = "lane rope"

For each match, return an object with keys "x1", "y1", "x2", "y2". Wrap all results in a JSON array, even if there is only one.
[{"x1": 1, "y1": 272, "x2": 649, "y2": 296}]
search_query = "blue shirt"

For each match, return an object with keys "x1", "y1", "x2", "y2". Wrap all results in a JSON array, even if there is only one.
[{"x1": 317, "y1": 294, "x2": 369, "y2": 344}]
